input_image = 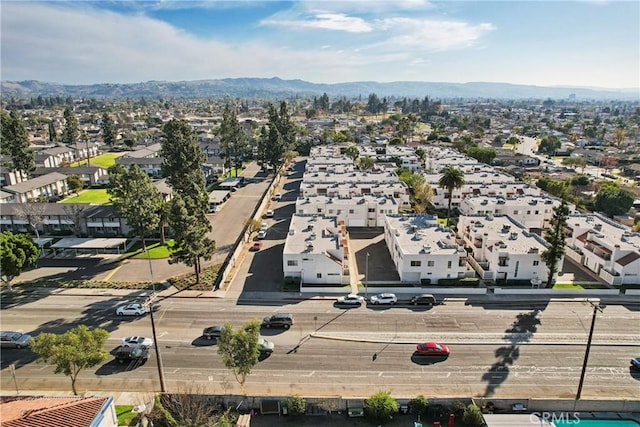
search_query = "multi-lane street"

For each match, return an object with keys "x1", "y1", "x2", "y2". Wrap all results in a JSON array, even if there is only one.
[{"x1": 2, "y1": 293, "x2": 638, "y2": 399}]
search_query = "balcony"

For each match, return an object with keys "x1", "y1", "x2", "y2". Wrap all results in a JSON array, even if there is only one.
[{"x1": 598, "y1": 268, "x2": 622, "y2": 286}]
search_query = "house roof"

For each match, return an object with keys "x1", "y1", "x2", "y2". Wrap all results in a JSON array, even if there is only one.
[
  {"x1": 0, "y1": 395, "x2": 110, "y2": 427},
  {"x1": 2, "y1": 172, "x2": 68, "y2": 194},
  {"x1": 616, "y1": 251, "x2": 640, "y2": 266}
]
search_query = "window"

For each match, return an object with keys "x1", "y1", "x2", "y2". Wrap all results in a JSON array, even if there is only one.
[
  {"x1": 328, "y1": 209, "x2": 334, "y2": 214},
  {"x1": 410, "y1": 260, "x2": 421, "y2": 267},
  {"x1": 533, "y1": 260, "x2": 539, "y2": 266},
  {"x1": 527, "y1": 210, "x2": 531, "y2": 215},
  {"x1": 427, "y1": 260, "x2": 435, "y2": 267},
  {"x1": 447, "y1": 260, "x2": 452, "y2": 269},
  {"x1": 514, "y1": 260, "x2": 519, "y2": 278},
  {"x1": 287, "y1": 260, "x2": 298, "y2": 267},
  {"x1": 498, "y1": 256, "x2": 509, "y2": 267},
  {"x1": 317, "y1": 208, "x2": 323, "y2": 213},
  {"x1": 316, "y1": 273, "x2": 322, "y2": 279},
  {"x1": 349, "y1": 209, "x2": 354, "y2": 214}
]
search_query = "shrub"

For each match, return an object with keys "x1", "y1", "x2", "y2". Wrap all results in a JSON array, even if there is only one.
[
  {"x1": 408, "y1": 395, "x2": 428, "y2": 417},
  {"x1": 365, "y1": 390, "x2": 398, "y2": 423},
  {"x1": 437, "y1": 277, "x2": 480, "y2": 286},
  {"x1": 462, "y1": 404, "x2": 485, "y2": 427},
  {"x1": 427, "y1": 403, "x2": 447, "y2": 419},
  {"x1": 286, "y1": 395, "x2": 306, "y2": 416},
  {"x1": 450, "y1": 400, "x2": 466, "y2": 416}
]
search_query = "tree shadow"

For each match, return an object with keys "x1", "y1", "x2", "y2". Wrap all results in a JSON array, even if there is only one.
[
  {"x1": 191, "y1": 337, "x2": 217, "y2": 347},
  {"x1": 630, "y1": 366, "x2": 640, "y2": 381},
  {"x1": 482, "y1": 309, "x2": 541, "y2": 397}
]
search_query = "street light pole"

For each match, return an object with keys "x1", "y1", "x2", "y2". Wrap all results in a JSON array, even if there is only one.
[
  {"x1": 365, "y1": 252, "x2": 370, "y2": 299},
  {"x1": 146, "y1": 241, "x2": 166, "y2": 393},
  {"x1": 576, "y1": 300, "x2": 604, "y2": 400}
]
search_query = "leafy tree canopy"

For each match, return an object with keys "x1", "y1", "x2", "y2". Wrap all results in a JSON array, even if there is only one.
[
  {"x1": 0, "y1": 231, "x2": 40, "y2": 291},
  {"x1": 364, "y1": 390, "x2": 398, "y2": 422},
  {"x1": 217, "y1": 319, "x2": 261, "y2": 393},
  {"x1": 594, "y1": 183, "x2": 634, "y2": 216}
]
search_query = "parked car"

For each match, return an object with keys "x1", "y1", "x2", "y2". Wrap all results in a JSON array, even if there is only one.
[
  {"x1": 121, "y1": 336, "x2": 153, "y2": 349},
  {"x1": 115, "y1": 303, "x2": 149, "y2": 316},
  {"x1": 369, "y1": 293, "x2": 397, "y2": 305},
  {"x1": 265, "y1": 210, "x2": 274, "y2": 218},
  {"x1": 274, "y1": 193, "x2": 282, "y2": 201},
  {"x1": 257, "y1": 230, "x2": 267, "y2": 239},
  {"x1": 260, "y1": 222, "x2": 268, "y2": 231},
  {"x1": 258, "y1": 338, "x2": 275, "y2": 354},
  {"x1": 410, "y1": 294, "x2": 436, "y2": 306},
  {"x1": 0, "y1": 331, "x2": 32, "y2": 349},
  {"x1": 416, "y1": 342, "x2": 450, "y2": 356},
  {"x1": 250, "y1": 241, "x2": 263, "y2": 251},
  {"x1": 115, "y1": 346, "x2": 150, "y2": 365},
  {"x1": 262, "y1": 313, "x2": 294, "y2": 329},
  {"x1": 202, "y1": 326, "x2": 223, "y2": 340},
  {"x1": 631, "y1": 357, "x2": 640, "y2": 370},
  {"x1": 336, "y1": 294, "x2": 365, "y2": 306}
]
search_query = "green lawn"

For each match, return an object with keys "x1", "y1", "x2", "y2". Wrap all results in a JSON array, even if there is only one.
[
  {"x1": 553, "y1": 283, "x2": 608, "y2": 290},
  {"x1": 59, "y1": 189, "x2": 111, "y2": 204},
  {"x1": 115, "y1": 405, "x2": 139, "y2": 426},
  {"x1": 125, "y1": 240, "x2": 175, "y2": 259},
  {"x1": 70, "y1": 153, "x2": 120, "y2": 168}
]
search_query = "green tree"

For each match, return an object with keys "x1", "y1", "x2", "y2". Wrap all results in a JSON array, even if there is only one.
[
  {"x1": 562, "y1": 156, "x2": 587, "y2": 173},
  {"x1": 466, "y1": 146, "x2": 496, "y2": 165},
  {"x1": 265, "y1": 121, "x2": 285, "y2": 172},
  {"x1": 108, "y1": 164, "x2": 163, "y2": 255},
  {"x1": 286, "y1": 395, "x2": 307, "y2": 416},
  {"x1": 167, "y1": 194, "x2": 215, "y2": 284},
  {"x1": 344, "y1": 145, "x2": 360, "y2": 161},
  {"x1": 67, "y1": 174, "x2": 83, "y2": 194},
  {"x1": 357, "y1": 156, "x2": 374, "y2": 170},
  {"x1": 219, "y1": 103, "x2": 249, "y2": 177},
  {"x1": 30, "y1": 325, "x2": 109, "y2": 395},
  {"x1": 0, "y1": 231, "x2": 40, "y2": 292},
  {"x1": 462, "y1": 404, "x2": 484, "y2": 427},
  {"x1": 101, "y1": 112, "x2": 117, "y2": 146},
  {"x1": 256, "y1": 125, "x2": 269, "y2": 169},
  {"x1": 438, "y1": 166, "x2": 465, "y2": 227},
  {"x1": 538, "y1": 135, "x2": 561, "y2": 155},
  {"x1": 541, "y1": 199, "x2": 570, "y2": 288},
  {"x1": 48, "y1": 120, "x2": 57, "y2": 142},
  {"x1": 217, "y1": 319, "x2": 261, "y2": 394},
  {"x1": 408, "y1": 395, "x2": 428, "y2": 417},
  {"x1": 413, "y1": 182, "x2": 434, "y2": 212},
  {"x1": 62, "y1": 106, "x2": 79, "y2": 145},
  {"x1": 594, "y1": 183, "x2": 634, "y2": 217},
  {"x1": 364, "y1": 390, "x2": 398, "y2": 422},
  {"x1": 0, "y1": 110, "x2": 36, "y2": 178}
]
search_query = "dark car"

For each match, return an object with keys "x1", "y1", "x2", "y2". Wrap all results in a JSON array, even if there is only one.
[
  {"x1": 0, "y1": 331, "x2": 32, "y2": 349},
  {"x1": 203, "y1": 326, "x2": 223, "y2": 340},
  {"x1": 410, "y1": 294, "x2": 436, "y2": 306},
  {"x1": 115, "y1": 346, "x2": 150, "y2": 364},
  {"x1": 631, "y1": 357, "x2": 640, "y2": 370},
  {"x1": 262, "y1": 313, "x2": 294, "y2": 329}
]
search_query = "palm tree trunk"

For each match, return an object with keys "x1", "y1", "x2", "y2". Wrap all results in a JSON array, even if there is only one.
[{"x1": 446, "y1": 189, "x2": 453, "y2": 227}]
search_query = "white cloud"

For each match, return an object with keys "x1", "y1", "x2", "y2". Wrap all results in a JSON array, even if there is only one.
[
  {"x1": 261, "y1": 12, "x2": 373, "y2": 33},
  {"x1": 374, "y1": 17, "x2": 496, "y2": 51}
]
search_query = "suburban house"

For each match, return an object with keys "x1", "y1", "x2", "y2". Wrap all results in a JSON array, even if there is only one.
[
  {"x1": 384, "y1": 214, "x2": 469, "y2": 284},
  {"x1": 564, "y1": 213, "x2": 640, "y2": 285},
  {"x1": 32, "y1": 166, "x2": 109, "y2": 187},
  {"x1": 457, "y1": 214, "x2": 551, "y2": 284},
  {"x1": 33, "y1": 146, "x2": 76, "y2": 168},
  {"x1": 0, "y1": 395, "x2": 117, "y2": 427},
  {"x1": 115, "y1": 156, "x2": 163, "y2": 178},
  {"x1": 282, "y1": 215, "x2": 350, "y2": 286}
]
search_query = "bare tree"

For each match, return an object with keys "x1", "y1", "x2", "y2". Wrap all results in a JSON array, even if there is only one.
[
  {"x1": 63, "y1": 205, "x2": 89, "y2": 237},
  {"x1": 13, "y1": 202, "x2": 46, "y2": 238},
  {"x1": 151, "y1": 384, "x2": 236, "y2": 427}
]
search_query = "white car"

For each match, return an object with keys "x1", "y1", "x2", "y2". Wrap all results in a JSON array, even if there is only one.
[
  {"x1": 369, "y1": 293, "x2": 398, "y2": 305},
  {"x1": 265, "y1": 210, "x2": 274, "y2": 218},
  {"x1": 122, "y1": 336, "x2": 154, "y2": 349},
  {"x1": 257, "y1": 230, "x2": 267, "y2": 239},
  {"x1": 336, "y1": 294, "x2": 365, "y2": 306},
  {"x1": 260, "y1": 222, "x2": 268, "y2": 231},
  {"x1": 115, "y1": 303, "x2": 149, "y2": 316},
  {"x1": 258, "y1": 338, "x2": 274, "y2": 354}
]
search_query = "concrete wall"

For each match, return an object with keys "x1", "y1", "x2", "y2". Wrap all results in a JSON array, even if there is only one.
[
  {"x1": 493, "y1": 288, "x2": 621, "y2": 296},
  {"x1": 300, "y1": 286, "x2": 487, "y2": 295}
]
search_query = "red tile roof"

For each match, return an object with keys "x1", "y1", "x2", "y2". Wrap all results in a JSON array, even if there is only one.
[{"x1": 0, "y1": 396, "x2": 109, "y2": 427}]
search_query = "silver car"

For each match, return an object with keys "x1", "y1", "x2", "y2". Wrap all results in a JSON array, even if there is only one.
[
  {"x1": 0, "y1": 331, "x2": 32, "y2": 349},
  {"x1": 369, "y1": 293, "x2": 398, "y2": 305}
]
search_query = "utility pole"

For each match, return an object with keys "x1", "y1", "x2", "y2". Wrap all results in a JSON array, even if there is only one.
[
  {"x1": 365, "y1": 252, "x2": 370, "y2": 299},
  {"x1": 147, "y1": 244, "x2": 166, "y2": 393},
  {"x1": 576, "y1": 300, "x2": 605, "y2": 400}
]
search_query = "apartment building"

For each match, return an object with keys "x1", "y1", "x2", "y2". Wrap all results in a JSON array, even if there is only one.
[{"x1": 295, "y1": 194, "x2": 398, "y2": 227}]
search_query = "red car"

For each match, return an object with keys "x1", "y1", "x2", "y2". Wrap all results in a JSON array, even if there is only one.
[
  {"x1": 416, "y1": 342, "x2": 450, "y2": 356},
  {"x1": 249, "y1": 241, "x2": 263, "y2": 251}
]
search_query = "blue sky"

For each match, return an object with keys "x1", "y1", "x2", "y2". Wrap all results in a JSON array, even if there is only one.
[{"x1": 1, "y1": 0, "x2": 638, "y2": 89}]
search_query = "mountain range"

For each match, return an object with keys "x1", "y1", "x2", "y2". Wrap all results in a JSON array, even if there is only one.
[{"x1": 1, "y1": 77, "x2": 638, "y2": 101}]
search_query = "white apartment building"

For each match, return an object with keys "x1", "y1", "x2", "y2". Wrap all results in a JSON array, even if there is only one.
[
  {"x1": 564, "y1": 214, "x2": 640, "y2": 285},
  {"x1": 283, "y1": 215, "x2": 350, "y2": 285},
  {"x1": 384, "y1": 215, "x2": 469, "y2": 284},
  {"x1": 299, "y1": 181, "x2": 410, "y2": 208},
  {"x1": 458, "y1": 214, "x2": 550, "y2": 283},
  {"x1": 296, "y1": 194, "x2": 398, "y2": 227},
  {"x1": 424, "y1": 148, "x2": 479, "y2": 173},
  {"x1": 459, "y1": 195, "x2": 562, "y2": 232}
]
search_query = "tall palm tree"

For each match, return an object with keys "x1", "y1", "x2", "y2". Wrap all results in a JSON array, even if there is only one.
[{"x1": 438, "y1": 166, "x2": 465, "y2": 227}]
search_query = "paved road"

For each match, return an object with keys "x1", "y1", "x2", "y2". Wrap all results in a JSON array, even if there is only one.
[{"x1": 2, "y1": 295, "x2": 638, "y2": 399}]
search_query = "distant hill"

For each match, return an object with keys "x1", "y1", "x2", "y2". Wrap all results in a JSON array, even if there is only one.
[{"x1": 1, "y1": 77, "x2": 637, "y2": 100}]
